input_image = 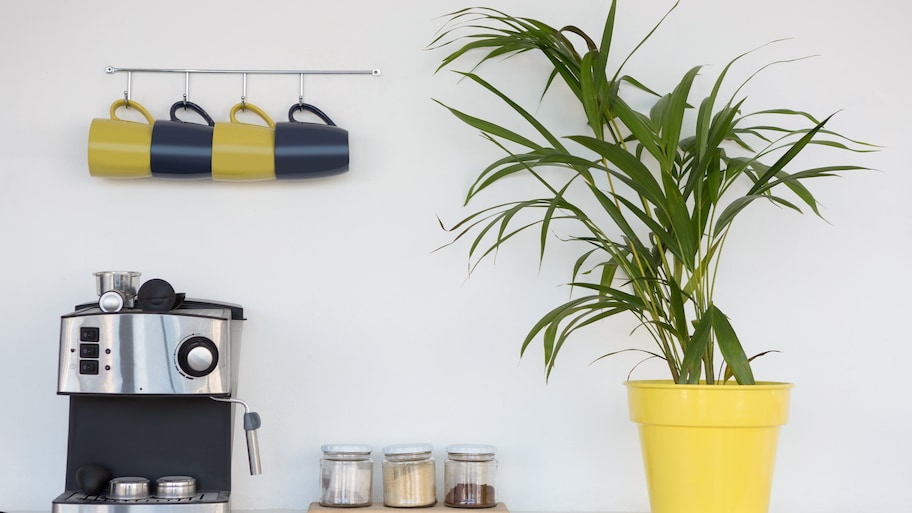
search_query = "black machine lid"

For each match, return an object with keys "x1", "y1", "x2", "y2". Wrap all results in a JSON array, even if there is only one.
[
  {"x1": 72, "y1": 299, "x2": 245, "y2": 320},
  {"x1": 136, "y1": 278, "x2": 182, "y2": 312},
  {"x1": 71, "y1": 278, "x2": 245, "y2": 319}
]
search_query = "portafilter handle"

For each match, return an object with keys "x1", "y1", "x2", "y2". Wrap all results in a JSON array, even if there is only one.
[{"x1": 210, "y1": 396, "x2": 262, "y2": 475}]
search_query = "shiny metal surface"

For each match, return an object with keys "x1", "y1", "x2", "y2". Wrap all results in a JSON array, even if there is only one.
[
  {"x1": 94, "y1": 271, "x2": 140, "y2": 308},
  {"x1": 210, "y1": 397, "x2": 262, "y2": 475},
  {"x1": 58, "y1": 307, "x2": 240, "y2": 395},
  {"x1": 109, "y1": 477, "x2": 150, "y2": 500},
  {"x1": 106, "y1": 66, "x2": 382, "y2": 76},
  {"x1": 155, "y1": 475, "x2": 197, "y2": 498},
  {"x1": 98, "y1": 291, "x2": 125, "y2": 313},
  {"x1": 186, "y1": 345, "x2": 215, "y2": 373},
  {"x1": 94, "y1": 271, "x2": 141, "y2": 296},
  {"x1": 52, "y1": 490, "x2": 229, "y2": 513},
  {"x1": 245, "y1": 428, "x2": 262, "y2": 476}
]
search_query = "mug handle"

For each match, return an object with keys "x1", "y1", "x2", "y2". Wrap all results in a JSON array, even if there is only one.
[
  {"x1": 288, "y1": 103, "x2": 336, "y2": 126},
  {"x1": 109, "y1": 99, "x2": 154, "y2": 124},
  {"x1": 229, "y1": 103, "x2": 275, "y2": 128},
  {"x1": 170, "y1": 101, "x2": 216, "y2": 127}
]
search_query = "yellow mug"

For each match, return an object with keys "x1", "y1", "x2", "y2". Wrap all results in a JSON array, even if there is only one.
[
  {"x1": 87, "y1": 99, "x2": 156, "y2": 178},
  {"x1": 211, "y1": 103, "x2": 276, "y2": 181}
]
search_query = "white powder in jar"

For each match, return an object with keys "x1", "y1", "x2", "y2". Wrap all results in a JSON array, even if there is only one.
[
  {"x1": 320, "y1": 459, "x2": 372, "y2": 506},
  {"x1": 320, "y1": 444, "x2": 373, "y2": 507}
]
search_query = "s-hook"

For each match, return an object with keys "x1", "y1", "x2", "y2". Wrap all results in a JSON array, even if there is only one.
[
  {"x1": 123, "y1": 71, "x2": 133, "y2": 108},
  {"x1": 240, "y1": 72, "x2": 248, "y2": 110},
  {"x1": 182, "y1": 71, "x2": 190, "y2": 106}
]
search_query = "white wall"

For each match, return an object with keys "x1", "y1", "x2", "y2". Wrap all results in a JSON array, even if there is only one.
[{"x1": 1, "y1": 0, "x2": 909, "y2": 511}]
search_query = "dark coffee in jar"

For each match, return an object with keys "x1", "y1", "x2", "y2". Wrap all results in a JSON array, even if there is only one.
[{"x1": 444, "y1": 444, "x2": 497, "y2": 508}]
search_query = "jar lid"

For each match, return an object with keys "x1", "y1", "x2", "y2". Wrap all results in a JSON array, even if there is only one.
[
  {"x1": 446, "y1": 444, "x2": 496, "y2": 455},
  {"x1": 321, "y1": 444, "x2": 372, "y2": 454},
  {"x1": 383, "y1": 443, "x2": 433, "y2": 455}
]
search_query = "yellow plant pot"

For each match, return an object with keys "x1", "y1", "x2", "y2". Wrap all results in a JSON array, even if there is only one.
[{"x1": 626, "y1": 380, "x2": 793, "y2": 513}]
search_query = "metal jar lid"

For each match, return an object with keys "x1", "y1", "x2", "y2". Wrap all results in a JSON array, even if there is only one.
[
  {"x1": 322, "y1": 443, "x2": 372, "y2": 454},
  {"x1": 383, "y1": 443, "x2": 434, "y2": 462},
  {"x1": 446, "y1": 444, "x2": 496, "y2": 455},
  {"x1": 384, "y1": 443, "x2": 433, "y2": 455},
  {"x1": 321, "y1": 444, "x2": 372, "y2": 460}
]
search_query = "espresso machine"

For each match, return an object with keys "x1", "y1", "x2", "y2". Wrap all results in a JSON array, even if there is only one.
[{"x1": 52, "y1": 272, "x2": 261, "y2": 513}]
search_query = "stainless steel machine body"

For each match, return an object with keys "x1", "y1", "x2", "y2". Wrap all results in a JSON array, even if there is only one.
[
  {"x1": 52, "y1": 294, "x2": 254, "y2": 513},
  {"x1": 57, "y1": 303, "x2": 242, "y2": 396}
]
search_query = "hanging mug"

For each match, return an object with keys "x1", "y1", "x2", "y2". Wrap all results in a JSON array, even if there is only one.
[
  {"x1": 87, "y1": 99, "x2": 155, "y2": 178},
  {"x1": 274, "y1": 103, "x2": 349, "y2": 179},
  {"x1": 211, "y1": 103, "x2": 276, "y2": 181},
  {"x1": 150, "y1": 101, "x2": 216, "y2": 179}
]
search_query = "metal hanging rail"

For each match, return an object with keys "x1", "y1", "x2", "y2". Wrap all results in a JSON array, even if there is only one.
[
  {"x1": 105, "y1": 66, "x2": 382, "y2": 76},
  {"x1": 106, "y1": 66, "x2": 381, "y2": 105}
]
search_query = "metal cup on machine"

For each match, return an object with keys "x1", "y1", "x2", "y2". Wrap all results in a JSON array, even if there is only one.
[{"x1": 94, "y1": 271, "x2": 141, "y2": 312}]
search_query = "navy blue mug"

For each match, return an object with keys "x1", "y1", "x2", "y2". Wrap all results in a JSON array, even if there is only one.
[
  {"x1": 274, "y1": 103, "x2": 349, "y2": 179},
  {"x1": 150, "y1": 101, "x2": 216, "y2": 179}
]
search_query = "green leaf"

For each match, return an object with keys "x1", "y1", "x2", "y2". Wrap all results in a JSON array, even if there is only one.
[
  {"x1": 659, "y1": 65, "x2": 701, "y2": 172},
  {"x1": 521, "y1": 295, "x2": 629, "y2": 380},
  {"x1": 433, "y1": 99, "x2": 542, "y2": 150},
  {"x1": 609, "y1": 97, "x2": 667, "y2": 169},
  {"x1": 432, "y1": 4, "x2": 876, "y2": 385},
  {"x1": 714, "y1": 194, "x2": 762, "y2": 237},
  {"x1": 649, "y1": 94, "x2": 672, "y2": 130},
  {"x1": 667, "y1": 276, "x2": 690, "y2": 345},
  {"x1": 710, "y1": 305, "x2": 755, "y2": 385},
  {"x1": 610, "y1": 193, "x2": 686, "y2": 264},
  {"x1": 579, "y1": 51, "x2": 605, "y2": 139},
  {"x1": 453, "y1": 72, "x2": 568, "y2": 151},
  {"x1": 747, "y1": 114, "x2": 834, "y2": 195},
  {"x1": 609, "y1": 0, "x2": 680, "y2": 84},
  {"x1": 723, "y1": 350, "x2": 780, "y2": 383},
  {"x1": 680, "y1": 311, "x2": 711, "y2": 384},
  {"x1": 538, "y1": 180, "x2": 575, "y2": 264},
  {"x1": 567, "y1": 135, "x2": 667, "y2": 208},
  {"x1": 597, "y1": 0, "x2": 617, "y2": 69},
  {"x1": 660, "y1": 171, "x2": 698, "y2": 270}
]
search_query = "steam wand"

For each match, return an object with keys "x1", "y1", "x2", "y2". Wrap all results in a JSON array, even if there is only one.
[{"x1": 210, "y1": 396, "x2": 262, "y2": 475}]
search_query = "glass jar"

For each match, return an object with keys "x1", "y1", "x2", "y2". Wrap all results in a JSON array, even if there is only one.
[
  {"x1": 382, "y1": 443, "x2": 436, "y2": 507},
  {"x1": 320, "y1": 444, "x2": 373, "y2": 507},
  {"x1": 444, "y1": 444, "x2": 497, "y2": 508}
]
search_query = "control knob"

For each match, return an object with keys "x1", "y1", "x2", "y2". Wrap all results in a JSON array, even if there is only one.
[{"x1": 177, "y1": 336, "x2": 219, "y2": 377}]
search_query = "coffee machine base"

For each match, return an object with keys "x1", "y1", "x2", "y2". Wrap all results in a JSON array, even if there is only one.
[{"x1": 52, "y1": 490, "x2": 230, "y2": 513}]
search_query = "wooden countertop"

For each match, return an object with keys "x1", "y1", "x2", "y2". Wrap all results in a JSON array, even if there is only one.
[{"x1": 307, "y1": 503, "x2": 509, "y2": 512}]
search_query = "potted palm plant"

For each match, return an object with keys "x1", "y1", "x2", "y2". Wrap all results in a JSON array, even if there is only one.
[{"x1": 430, "y1": 1, "x2": 873, "y2": 512}]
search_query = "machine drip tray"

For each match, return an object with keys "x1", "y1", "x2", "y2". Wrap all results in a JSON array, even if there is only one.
[{"x1": 53, "y1": 490, "x2": 230, "y2": 513}]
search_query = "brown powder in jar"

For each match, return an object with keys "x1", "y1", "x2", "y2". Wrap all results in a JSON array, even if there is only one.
[{"x1": 444, "y1": 483, "x2": 496, "y2": 508}]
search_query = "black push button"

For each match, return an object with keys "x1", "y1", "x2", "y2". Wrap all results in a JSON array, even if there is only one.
[
  {"x1": 79, "y1": 344, "x2": 100, "y2": 358},
  {"x1": 79, "y1": 360, "x2": 99, "y2": 374},
  {"x1": 80, "y1": 327, "x2": 100, "y2": 342}
]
